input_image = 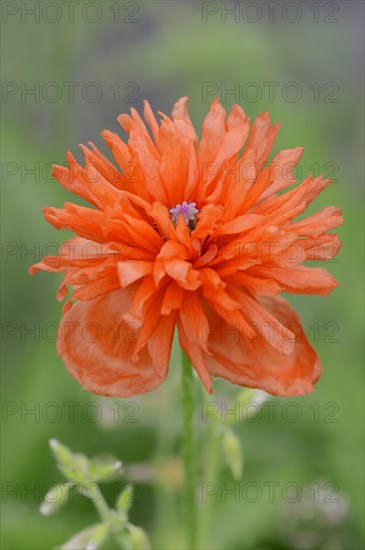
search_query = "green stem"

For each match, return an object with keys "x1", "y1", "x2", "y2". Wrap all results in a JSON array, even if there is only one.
[
  {"x1": 181, "y1": 350, "x2": 197, "y2": 549},
  {"x1": 91, "y1": 487, "x2": 125, "y2": 549},
  {"x1": 93, "y1": 489, "x2": 111, "y2": 522},
  {"x1": 196, "y1": 420, "x2": 221, "y2": 548}
]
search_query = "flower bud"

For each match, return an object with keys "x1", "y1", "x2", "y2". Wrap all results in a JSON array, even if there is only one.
[
  {"x1": 40, "y1": 483, "x2": 73, "y2": 516},
  {"x1": 116, "y1": 484, "x2": 135, "y2": 513},
  {"x1": 89, "y1": 457, "x2": 123, "y2": 483},
  {"x1": 49, "y1": 439, "x2": 90, "y2": 483},
  {"x1": 222, "y1": 427, "x2": 243, "y2": 480},
  {"x1": 59, "y1": 523, "x2": 109, "y2": 550},
  {"x1": 49, "y1": 440, "x2": 122, "y2": 484},
  {"x1": 128, "y1": 525, "x2": 151, "y2": 550}
]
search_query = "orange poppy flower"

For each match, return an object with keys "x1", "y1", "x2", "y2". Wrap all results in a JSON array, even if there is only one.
[{"x1": 30, "y1": 98, "x2": 342, "y2": 398}]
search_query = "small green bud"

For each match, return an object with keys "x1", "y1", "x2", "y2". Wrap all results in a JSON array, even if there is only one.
[
  {"x1": 85, "y1": 523, "x2": 110, "y2": 550},
  {"x1": 49, "y1": 440, "x2": 122, "y2": 485},
  {"x1": 116, "y1": 483, "x2": 136, "y2": 513},
  {"x1": 49, "y1": 439, "x2": 74, "y2": 465},
  {"x1": 58, "y1": 523, "x2": 109, "y2": 550},
  {"x1": 40, "y1": 483, "x2": 73, "y2": 516},
  {"x1": 49, "y1": 439, "x2": 90, "y2": 483},
  {"x1": 222, "y1": 427, "x2": 243, "y2": 480},
  {"x1": 128, "y1": 524, "x2": 151, "y2": 550},
  {"x1": 89, "y1": 456, "x2": 123, "y2": 483}
]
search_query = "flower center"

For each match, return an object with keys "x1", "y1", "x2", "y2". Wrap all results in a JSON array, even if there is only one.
[{"x1": 169, "y1": 201, "x2": 199, "y2": 228}]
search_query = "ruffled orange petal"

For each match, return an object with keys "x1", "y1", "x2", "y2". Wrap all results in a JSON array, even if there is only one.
[
  {"x1": 204, "y1": 295, "x2": 321, "y2": 396},
  {"x1": 249, "y1": 265, "x2": 338, "y2": 295},
  {"x1": 177, "y1": 317, "x2": 213, "y2": 394},
  {"x1": 57, "y1": 288, "x2": 174, "y2": 397}
]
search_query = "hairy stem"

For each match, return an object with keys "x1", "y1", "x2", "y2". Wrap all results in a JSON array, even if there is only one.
[
  {"x1": 197, "y1": 419, "x2": 220, "y2": 547},
  {"x1": 181, "y1": 350, "x2": 197, "y2": 549}
]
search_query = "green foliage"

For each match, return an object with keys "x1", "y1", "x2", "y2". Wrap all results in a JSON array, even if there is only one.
[
  {"x1": 49, "y1": 439, "x2": 123, "y2": 485},
  {"x1": 41, "y1": 440, "x2": 150, "y2": 550}
]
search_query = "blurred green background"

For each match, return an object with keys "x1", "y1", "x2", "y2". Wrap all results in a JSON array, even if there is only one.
[{"x1": 1, "y1": 1, "x2": 364, "y2": 549}]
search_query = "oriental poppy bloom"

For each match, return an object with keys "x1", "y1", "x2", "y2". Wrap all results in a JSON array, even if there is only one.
[{"x1": 30, "y1": 98, "x2": 342, "y2": 398}]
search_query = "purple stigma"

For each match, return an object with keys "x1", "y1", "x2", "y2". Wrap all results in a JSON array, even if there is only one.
[{"x1": 169, "y1": 201, "x2": 199, "y2": 225}]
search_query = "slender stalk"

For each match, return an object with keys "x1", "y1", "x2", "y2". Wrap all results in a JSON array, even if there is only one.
[
  {"x1": 181, "y1": 350, "x2": 197, "y2": 549},
  {"x1": 92, "y1": 489, "x2": 110, "y2": 522},
  {"x1": 91, "y1": 486, "x2": 125, "y2": 549},
  {"x1": 196, "y1": 420, "x2": 221, "y2": 548}
]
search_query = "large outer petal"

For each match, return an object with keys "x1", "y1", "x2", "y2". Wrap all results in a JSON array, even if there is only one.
[
  {"x1": 203, "y1": 295, "x2": 321, "y2": 396},
  {"x1": 57, "y1": 288, "x2": 175, "y2": 397}
]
